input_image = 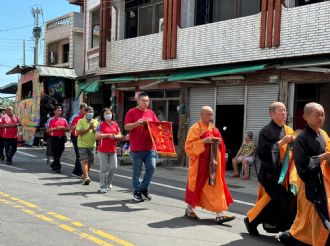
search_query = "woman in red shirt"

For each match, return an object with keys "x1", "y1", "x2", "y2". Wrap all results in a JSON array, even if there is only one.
[{"x1": 96, "y1": 108, "x2": 122, "y2": 193}]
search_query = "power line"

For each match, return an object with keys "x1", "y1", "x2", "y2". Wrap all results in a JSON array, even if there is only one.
[{"x1": 0, "y1": 25, "x2": 34, "y2": 32}]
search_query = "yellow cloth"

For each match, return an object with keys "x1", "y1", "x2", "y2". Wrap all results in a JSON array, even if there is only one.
[
  {"x1": 185, "y1": 121, "x2": 228, "y2": 212},
  {"x1": 290, "y1": 129, "x2": 330, "y2": 246},
  {"x1": 247, "y1": 125, "x2": 294, "y2": 222}
]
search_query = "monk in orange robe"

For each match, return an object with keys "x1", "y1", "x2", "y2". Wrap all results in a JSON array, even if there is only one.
[
  {"x1": 184, "y1": 106, "x2": 235, "y2": 224},
  {"x1": 244, "y1": 102, "x2": 297, "y2": 236},
  {"x1": 280, "y1": 102, "x2": 330, "y2": 246}
]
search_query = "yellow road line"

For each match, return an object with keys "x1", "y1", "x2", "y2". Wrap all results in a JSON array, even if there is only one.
[
  {"x1": 35, "y1": 214, "x2": 54, "y2": 223},
  {"x1": 72, "y1": 221, "x2": 84, "y2": 227},
  {"x1": 47, "y1": 212, "x2": 71, "y2": 221},
  {"x1": 22, "y1": 209, "x2": 36, "y2": 215},
  {"x1": 0, "y1": 191, "x2": 10, "y2": 197},
  {"x1": 90, "y1": 228, "x2": 135, "y2": 246},
  {"x1": 9, "y1": 197, "x2": 39, "y2": 208},
  {"x1": 79, "y1": 232, "x2": 114, "y2": 246},
  {"x1": 0, "y1": 198, "x2": 12, "y2": 204},
  {"x1": 58, "y1": 224, "x2": 76, "y2": 233}
]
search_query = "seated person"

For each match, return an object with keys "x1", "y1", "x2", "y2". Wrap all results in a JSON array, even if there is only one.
[{"x1": 232, "y1": 131, "x2": 256, "y2": 180}]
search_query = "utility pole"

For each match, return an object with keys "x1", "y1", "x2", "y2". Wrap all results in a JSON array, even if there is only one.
[
  {"x1": 32, "y1": 6, "x2": 42, "y2": 65},
  {"x1": 23, "y1": 39, "x2": 26, "y2": 66}
]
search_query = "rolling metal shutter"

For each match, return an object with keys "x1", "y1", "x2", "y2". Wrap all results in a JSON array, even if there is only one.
[
  {"x1": 245, "y1": 84, "x2": 279, "y2": 141},
  {"x1": 188, "y1": 87, "x2": 216, "y2": 128},
  {"x1": 216, "y1": 86, "x2": 245, "y2": 105}
]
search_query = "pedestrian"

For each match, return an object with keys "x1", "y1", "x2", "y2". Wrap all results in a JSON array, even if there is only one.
[
  {"x1": 184, "y1": 106, "x2": 235, "y2": 224},
  {"x1": 1, "y1": 106, "x2": 20, "y2": 165},
  {"x1": 45, "y1": 106, "x2": 70, "y2": 173},
  {"x1": 231, "y1": 131, "x2": 256, "y2": 180},
  {"x1": 124, "y1": 92, "x2": 158, "y2": 202},
  {"x1": 96, "y1": 108, "x2": 122, "y2": 193},
  {"x1": 244, "y1": 102, "x2": 296, "y2": 236},
  {"x1": 69, "y1": 103, "x2": 87, "y2": 178},
  {"x1": 0, "y1": 108, "x2": 6, "y2": 160},
  {"x1": 76, "y1": 106, "x2": 98, "y2": 185},
  {"x1": 280, "y1": 102, "x2": 330, "y2": 246}
]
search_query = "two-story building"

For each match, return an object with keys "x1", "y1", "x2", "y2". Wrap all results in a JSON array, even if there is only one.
[{"x1": 73, "y1": 0, "x2": 330, "y2": 165}]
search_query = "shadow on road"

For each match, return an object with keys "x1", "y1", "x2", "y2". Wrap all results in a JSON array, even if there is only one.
[
  {"x1": 148, "y1": 216, "x2": 234, "y2": 229},
  {"x1": 220, "y1": 233, "x2": 280, "y2": 246},
  {"x1": 43, "y1": 181, "x2": 82, "y2": 186},
  {"x1": 58, "y1": 191, "x2": 100, "y2": 196},
  {"x1": 80, "y1": 200, "x2": 147, "y2": 213}
]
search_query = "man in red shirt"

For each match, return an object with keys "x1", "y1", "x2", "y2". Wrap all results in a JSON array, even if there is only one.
[
  {"x1": 0, "y1": 108, "x2": 6, "y2": 160},
  {"x1": 124, "y1": 92, "x2": 158, "y2": 202},
  {"x1": 2, "y1": 107, "x2": 20, "y2": 165},
  {"x1": 69, "y1": 103, "x2": 87, "y2": 178},
  {"x1": 46, "y1": 106, "x2": 70, "y2": 173}
]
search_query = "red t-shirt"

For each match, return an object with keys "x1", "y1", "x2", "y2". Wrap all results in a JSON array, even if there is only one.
[
  {"x1": 69, "y1": 113, "x2": 84, "y2": 137},
  {"x1": 97, "y1": 121, "x2": 120, "y2": 153},
  {"x1": 0, "y1": 115, "x2": 3, "y2": 137},
  {"x1": 2, "y1": 114, "x2": 20, "y2": 139},
  {"x1": 124, "y1": 107, "x2": 158, "y2": 152},
  {"x1": 46, "y1": 116, "x2": 68, "y2": 137}
]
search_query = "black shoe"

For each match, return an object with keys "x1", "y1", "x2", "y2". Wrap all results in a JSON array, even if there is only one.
[
  {"x1": 244, "y1": 217, "x2": 259, "y2": 236},
  {"x1": 0, "y1": 156, "x2": 5, "y2": 161},
  {"x1": 279, "y1": 230, "x2": 308, "y2": 246},
  {"x1": 141, "y1": 190, "x2": 152, "y2": 201},
  {"x1": 133, "y1": 192, "x2": 144, "y2": 202},
  {"x1": 6, "y1": 161, "x2": 12, "y2": 165},
  {"x1": 53, "y1": 169, "x2": 61, "y2": 173}
]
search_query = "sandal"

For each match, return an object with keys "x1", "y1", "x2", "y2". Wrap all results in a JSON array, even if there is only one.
[
  {"x1": 185, "y1": 208, "x2": 199, "y2": 219},
  {"x1": 216, "y1": 215, "x2": 236, "y2": 224},
  {"x1": 231, "y1": 174, "x2": 240, "y2": 178},
  {"x1": 242, "y1": 177, "x2": 250, "y2": 180}
]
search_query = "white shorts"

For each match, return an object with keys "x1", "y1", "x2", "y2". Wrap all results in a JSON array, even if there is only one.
[{"x1": 237, "y1": 155, "x2": 254, "y2": 164}]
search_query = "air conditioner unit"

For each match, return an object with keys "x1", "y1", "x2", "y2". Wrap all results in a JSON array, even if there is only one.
[{"x1": 159, "y1": 18, "x2": 164, "y2": 32}]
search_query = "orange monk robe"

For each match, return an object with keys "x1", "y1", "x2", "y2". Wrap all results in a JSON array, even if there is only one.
[
  {"x1": 247, "y1": 125, "x2": 295, "y2": 223},
  {"x1": 185, "y1": 121, "x2": 228, "y2": 212},
  {"x1": 290, "y1": 130, "x2": 330, "y2": 246}
]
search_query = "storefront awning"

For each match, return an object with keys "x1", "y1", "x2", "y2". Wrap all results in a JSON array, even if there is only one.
[
  {"x1": 0, "y1": 82, "x2": 17, "y2": 94},
  {"x1": 279, "y1": 57, "x2": 330, "y2": 69},
  {"x1": 168, "y1": 64, "x2": 268, "y2": 81},
  {"x1": 77, "y1": 80, "x2": 100, "y2": 98},
  {"x1": 36, "y1": 66, "x2": 77, "y2": 79},
  {"x1": 103, "y1": 75, "x2": 170, "y2": 83}
]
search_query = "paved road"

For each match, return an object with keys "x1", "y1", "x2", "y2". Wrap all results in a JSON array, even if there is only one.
[{"x1": 0, "y1": 147, "x2": 281, "y2": 246}]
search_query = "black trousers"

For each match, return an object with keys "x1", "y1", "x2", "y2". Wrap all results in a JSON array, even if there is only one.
[
  {"x1": 4, "y1": 138, "x2": 18, "y2": 162},
  {"x1": 71, "y1": 135, "x2": 82, "y2": 176},
  {"x1": 0, "y1": 136, "x2": 5, "y2": 158},
  {"x1": 50, "y1": 136, "x2": 66, "y2": 171}
]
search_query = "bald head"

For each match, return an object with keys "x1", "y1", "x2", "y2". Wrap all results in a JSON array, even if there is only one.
[
  {"x1": 303, "y1": 102, "x2": 325, "y2": 131},
  {"x1": 269, "y1": 102, "x2": 285, "y2": 113},
  {"x1": 269, "y1": 101, "x2": 287, "y2": 126},
  {"x1": 304, "y1": 102, "x2": 324, "y2": 116},
  {"x1": 200, "y1": 106, "x2": 214, "y2": 125}
]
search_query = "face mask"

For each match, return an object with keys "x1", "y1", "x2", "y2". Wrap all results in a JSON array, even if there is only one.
[
  {"x1": 86, "y1": 113, "x2": 94, "y2": 120},
  {"x1": 104, "y1": 114, "x2": 112, "y2": 120}
]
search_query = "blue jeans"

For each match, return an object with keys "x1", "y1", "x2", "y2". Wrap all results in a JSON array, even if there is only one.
[{"x1": 130, "y1": 151, "x2": 156, "y2": 193}]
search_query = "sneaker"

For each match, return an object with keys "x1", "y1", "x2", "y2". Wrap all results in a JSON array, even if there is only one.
[
  {"x1": 107, "y1": 184, "x2": 113, "y2": 191},
  {"x1": 141, "y1": 190, "x2": 152, "y2": 201},
  {"x1": 133, "y1": 192, "x2": 143, "y2": 202},
  {"x1": 83, "y1": 177, "x2": 91, "y2": 185},
  {"x1": 98, "y1": 188, "x2": 107, "y2": 193}
]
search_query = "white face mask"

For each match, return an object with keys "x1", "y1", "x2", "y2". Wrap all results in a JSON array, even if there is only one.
[{"x1": 104, "y1": 114, "x2": 112, "y2": 120}]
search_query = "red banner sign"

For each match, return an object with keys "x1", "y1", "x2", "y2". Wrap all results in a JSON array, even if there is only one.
[{"x1": 147, "y1": 121, "x2": 176, "y2": 157}]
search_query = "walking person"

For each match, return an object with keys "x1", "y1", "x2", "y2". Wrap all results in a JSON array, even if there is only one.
[
  {"x1": 2, "y1": 106, "x2": 20, "y2": 165},
  {"x1": 96, "y1": 108, "x2": 122, "y2": 193},
  {"x1": 46, "y1": 106, "x2": 70, "y2": 173},
  {"x1": 124, "y1": 92, "x2": 158, "y2": 202},
  {"x1": 280, "y1": 103, "x2": 330, "y2": 246},
  {"x1": 244, "y1": 102, "x2": 296, "y2": 236},
  {"x1": 184, "y1": 106, "x2": 235, "y2": 224},
  {"x1": 0, "y1": 108, "x2": 6, "y2": 160},
  {"x1": 76, "y1": 106, "x2": 98, "y2": 185},
  {"x1": 69, "y1": 103, "x2": 87, "y2": 178}
]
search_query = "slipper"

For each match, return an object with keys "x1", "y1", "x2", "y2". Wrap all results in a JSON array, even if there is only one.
[
  {"x1": 231, "y1": 174, "x2": 240, "y2": 178},
  {"x1": 216, "y1": 215, "x2": 236, "y2": 224},
  {"x1": 242, "y1": 177, "x2": 250, "y2": 180},
  {"x1": 185, "y1": 208, "x2": 199, "y2": 219}
]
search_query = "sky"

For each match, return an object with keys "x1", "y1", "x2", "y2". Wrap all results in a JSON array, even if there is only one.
[{"x1": 0, "y1": 0, "x2": 79, "y2": 97}]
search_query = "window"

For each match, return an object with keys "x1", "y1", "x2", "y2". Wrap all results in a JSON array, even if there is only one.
[
  {"x1": 296, "y1": 0, "x2": 325, "y2": 6},
  {"x1": 91, "y1": 24, "x2": 100, "y2": 48},
  {"x1": 125, "y1": 0, "x2": 164, "y2": 39},
  {"x1": 196, "y1": 0, "x2": 260, "y2": 25},
  {"x1": 62, "y1": 43, "x2": 69, "y2": 63},
  {"x1": 21, "y1": 81, "x2": 33, "y2": 100},
  {"x1": 90, "y1": 8, "x2": 100, "y2": 48}
]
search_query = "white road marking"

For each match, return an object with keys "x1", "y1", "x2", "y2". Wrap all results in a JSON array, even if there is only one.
[
  {"x1": 17, "y1": 151, "x2": 38, "y2": 158},
  {"x1": 0, "y1": 163, "x2": 24, "y2": 170},
  {"x1": 42, "y1": 159, "x2": 255, "y2": 207}
]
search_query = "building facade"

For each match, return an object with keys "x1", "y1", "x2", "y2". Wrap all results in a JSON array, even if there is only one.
[{"x1": 73, "y1": 0, "x2": 330, "y2": 166}]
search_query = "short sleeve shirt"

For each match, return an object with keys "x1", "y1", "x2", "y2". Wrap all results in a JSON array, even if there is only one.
[
  {"x1": 124, "y1": 107, "x2": 158, "y2": 152},
  {"x1": 69, "y1": 113, "x2": 84, "y2": 137},
  {"x1": 76, "y1": 118, "x2": 99, "y2": 148},
  {"x1": 241, "y1": 141, "x2": 256, "y2": 156},
  {"x1": 2, "y1": 114, "x2": 20, "y2": 139},
  {"x1": 46, "y1": 117, "x2": 68, "y2": 137},
  {"x1": 96, "y1": 121, "x2": 120, "y2": 153}
]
